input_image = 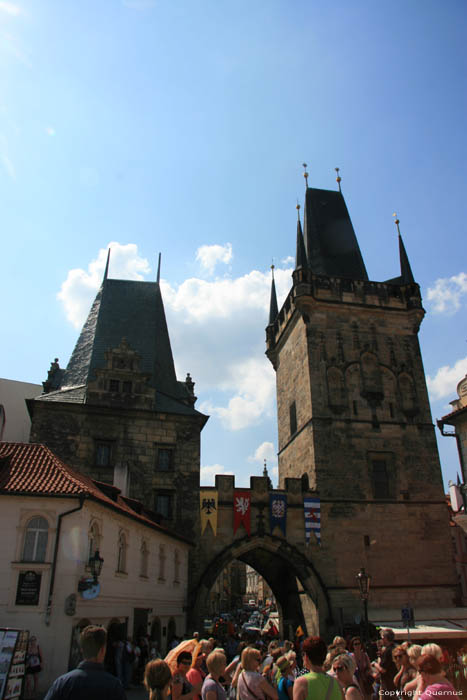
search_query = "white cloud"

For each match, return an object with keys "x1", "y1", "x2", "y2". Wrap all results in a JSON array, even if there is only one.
[
  {"x1": 196, "y1": 243, "x2": 232, "y2": 275},
  {"x1": 200, "y1": 357, "x2": 276, "y2": 430},
  {"x1": 0, "y1": 2, "x2": 22, "y2": 15},
  {"x1": 57, "y1": 242, "x2": 150, "y2": 327},
  {"x1": 45, "y1": 127, "x2": 55, "y2": 136},
  {"x1": 248, "y1": 441, "x2": 277, "y2": 466},
  {"x1": 427, "y1": 356, "x2": 467, "y2": 401},
  {"x1": 282, "y1": 256, "x2": 294, "y2": 266},
  {"x1": 200, "y1": 464, "x2": 234, "y2": 486},
  {"x1": 427, "y1": 273, "x2": 467, "y2": 315}
]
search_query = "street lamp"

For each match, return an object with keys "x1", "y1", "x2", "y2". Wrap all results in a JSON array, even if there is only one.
[
  {"x1": 89, "y1": 550, "x2": 104, "y2": 582},
  {"x1": 356, "y1": 567, "x2": 371, "y2": 643}
]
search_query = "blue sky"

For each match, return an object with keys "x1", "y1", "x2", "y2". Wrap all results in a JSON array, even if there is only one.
[{"x1": 1, "y1": 0, "x2": 466, "y2": 488}]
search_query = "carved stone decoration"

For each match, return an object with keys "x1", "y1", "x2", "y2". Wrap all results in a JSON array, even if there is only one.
[{"x1": 360, "y1": 351, "x2": 384, "y2": 406}]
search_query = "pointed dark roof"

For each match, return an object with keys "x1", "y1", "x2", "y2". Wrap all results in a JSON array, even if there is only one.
[
  {"x1": 303, "y1": 187, "x2": 368, "y2": 280},
  {"x1": 398, "y1": 233, "x2": 415, "y2": 284},
  {"x1": 295, "y1": 216, "x2": 308, "y2": 270},
  {"x1": 38, "y1": 277, "x2": 203, "y2": 417},
  {"x1": 268, "y1": 273, "x2": 278, "y2": 325}
]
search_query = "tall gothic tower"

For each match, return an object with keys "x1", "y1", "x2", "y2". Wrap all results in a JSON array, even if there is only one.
[
  {"x1": 28, "y1": 255, "x2": 208, "y2": 535},
  {"x1": 266, "y1": 183, "x2": 457, "y2": 610}
]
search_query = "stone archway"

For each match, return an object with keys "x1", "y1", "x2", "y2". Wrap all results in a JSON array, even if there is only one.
[{"x1": 188, "y1": 533, "x2": 332, "y2": 638}]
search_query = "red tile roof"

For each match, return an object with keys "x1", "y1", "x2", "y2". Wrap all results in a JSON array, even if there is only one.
[
  {"x1": 0, "y1": 442, "x2": 191, "y2": 544},
  {"x1": 439, "y1": 404, "x2": 467, "y2": 424}
]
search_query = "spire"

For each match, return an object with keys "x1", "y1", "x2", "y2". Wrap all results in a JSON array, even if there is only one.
[
  {"x1": 335, "y1": 167, "x2": 342, "y2": 193},
  {"x1": 393, "y1": 213, "x2": 415, "y2": 284},
  {"x1": 156, "y1": 252, "x2": 161, "y2": 284},
  {"x1": 295, "y1": 203, "x2": 307, "y2": 269},
  {"x1": 104, "y1": 248, "x2": 111, "y2": 281},
  {"x1": 268, "y1": 265, "x2": 278, "y2": 325}
]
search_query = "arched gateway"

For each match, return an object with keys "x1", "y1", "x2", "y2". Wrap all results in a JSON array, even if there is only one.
[{"x1": 188, "y1": 474, "x2": 333, "y2": 637}]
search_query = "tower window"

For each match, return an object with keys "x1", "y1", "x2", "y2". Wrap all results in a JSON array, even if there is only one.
[
  {"x1": 154, "y1": 492, "x2": 173, "y2": 519},
  {"x1": 95, "y1": 440, "x2": 113, "y2": 467},
  {"x1": 122, "y1": 381, "x2": 132, "y2": 394},
  {"x1": 289, "y1": 402, "x2": 297, "y2": 436},
  {"x1": 109, "y1": 379, "x2": 120, "y2": 392},
  {"x1": 372, "y1": 460, "x2": 389, "y2": 499},
  {"x1": 155, "y1": 447, "x2": 173, "y2": 472}
]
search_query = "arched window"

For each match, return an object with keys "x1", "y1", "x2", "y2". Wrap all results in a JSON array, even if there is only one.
[
  {"x1": 87, "y1": 521, "x2": 100, "y2": 564},
  {"x1": 140, "y1": 539, "x2": 149, "y2": 578},
  {"x1": 158, "y1": 545, "x2": 166, "y2": 581},
  {"x1": 22, "y1": 516, "x2": 48, "y2": 562},
  {"x1": 174, "y1": 549, "x2": 180, "y2": 583},
  {"x1": 117, "y1": 531, "x2": 127, "y2": 573}
]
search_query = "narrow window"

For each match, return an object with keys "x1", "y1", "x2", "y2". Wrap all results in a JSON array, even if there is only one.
[
  {"x1": 289, "y1": 401, "x2": 297, "y2": 436},
  {"x1": 95, "y1": 441, "x2": 112, "y2": 467},
  {"x1": 174, "y1": 550, "x2": 180, "y2": 583},
  {"x1": 117, "y1": 531, "x2": 127, "y2": 573},
  {"x1": 159, "y1": 545, "x2": 166, "y2": 581},
  {"x1": 122, "y1": 381, "x2": 132, "y2": 394},
  {"x1": 88, "y1": 522, "x2": 100, "y2": 564},
  {"x1": 23, "y1": 517, "x2": 48, "y2": 562},
  {"x1": 372, "y1": 460, "x2": 389, "y2": 499},
  {"x1": 156, "y1": 448, "x2": 173, "y2": 472},
  {"x1": 389, "y1": 402, "x2": 394, "y2": 418},
  {"x1": 353, "y1": 400, "x2": 358, "y2": 416},
  {"x1": 155, "y1": 493, "x2": 172, "y2": 519},
  {"x1": 140, "y1": 540, "x2": 149, "y2": 578},
  {"x1": 109, "y1": 379, "x2": 120, "y2": 392}
]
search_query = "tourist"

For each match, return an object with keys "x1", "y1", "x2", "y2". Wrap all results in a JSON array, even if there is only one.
[
  {"x1": 202, "y1": 650, "x2": 228, "y2": 700},
  {"x1": 276, "y1": 656, "x2": 294, "y2": 700},
  {"x1": 187, "y1": 645, "x2": 208, "y2": 700},
  {"x1": 393, "y1": 645, "x2": 415, "y2": 696},
  {"x1": 403, "y1": 645, "x2": 422, "y2": 696},
  {"x1": 415, "y1": 654, "x2": 456, "y2": 700},
  {"x1": 172, "y1": 652, "x2": 203, "y2": 700},
  {"x1": 144, "y1": 659, "x2": 172, "y2": 700},
  {"x1": 331, "y1": 654, "x2": 362, "y2": 700},
  {"x1": 25, "y1": 635, "x2": 43, "y2": 699},
  {"x1": 43, "y1": 625, "x2": 126, "y2": 700},
  {"x1": 372, "y1": 629, "x2": 397, "y2": 698},
  {"x1": 293, "y1": 637, "x2": 343, "y2": 700},
  {"x1": 235, "y1": 647, "x2": 278, "y2": 700},
  {"x1": 349, "y1": 638, "x2": 373, "y2": 699}
]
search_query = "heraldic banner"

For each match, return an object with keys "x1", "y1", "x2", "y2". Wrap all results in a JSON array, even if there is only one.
[
  {"x1": 304, "y1": 497, "x2": 320, "y2": 544},
  {"x1": 233, "y1": 490, "x2": 251, "y2": 535},
  {"x1": 269, "y1": 493, "x2": 287, "y2": 535},
  {"x1": 200, "y1": 490, "x2": 218, "y2": 535}
]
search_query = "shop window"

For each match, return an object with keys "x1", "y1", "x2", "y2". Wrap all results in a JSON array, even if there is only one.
[{"x1": 22, "y1": 516, "x2": 49, "y2": 562}]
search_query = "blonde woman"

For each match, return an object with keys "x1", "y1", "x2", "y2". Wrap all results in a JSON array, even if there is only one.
[
  {"x1": 202, "y1": 650, "x2": 228, "y2": 700},
  {"x1": 331, "y1": 654, "x2": 362, "y2": 700},
  {"x1": 403, "y1": 646, "x2": 423, "y2": 696},
  {"x1": 235, "y1": 647, "x2": 278, "y2": 700}
]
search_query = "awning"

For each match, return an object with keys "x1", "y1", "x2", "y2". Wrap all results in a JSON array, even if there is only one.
[{"x1": 372, "y1": 619, "x2": 467, "y2": 640}]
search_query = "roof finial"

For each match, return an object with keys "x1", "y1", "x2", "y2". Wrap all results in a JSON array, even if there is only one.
[
  {"x1": 335, "y1": 167, "x2": 342, "y2": 193},
  {"x1": 393, "y1": 212, "x2": 401, "y2": 236},
  {"x1": 271, "y1": 261, "x2": 275, "y2": 279},
  {"x1": 263, "y1": 458, "x2": 268, "y2": 477},
  {"x1": 104, "y1": 248, "x2": 111, "y2": 281},
  {"x1": 302, "y1": 162, "x2": 309, "y2": 189},
  {"x1": 296, "y1": 200, "x2": 301, "y2": 221},
  {"x1": 156, "y1": 252, "x2": 161, "y2": 283}
]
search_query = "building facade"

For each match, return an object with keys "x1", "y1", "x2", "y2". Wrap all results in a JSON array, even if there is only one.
[{"x1": 0, "y1": 442, "x2": 190, "y2": 693}]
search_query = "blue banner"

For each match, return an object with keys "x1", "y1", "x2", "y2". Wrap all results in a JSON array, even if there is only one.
[{"x1": 269, "y1": 493, "x2": 287, "y2": 536}]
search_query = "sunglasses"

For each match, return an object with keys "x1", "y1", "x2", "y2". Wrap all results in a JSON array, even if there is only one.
[{"x1": 333, "y1": 666, "x2": 345, "y2": 672}]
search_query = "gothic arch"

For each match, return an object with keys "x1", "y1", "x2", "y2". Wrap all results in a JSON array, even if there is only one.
[{"x1": 189, "y1": 533, "x2": 332, "y2": 636}]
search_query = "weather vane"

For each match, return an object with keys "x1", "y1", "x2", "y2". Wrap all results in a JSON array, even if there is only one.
[
  {"x1": 335, "y1": 167, "x2": 342, "y2": 192},
  {"x1": 302, "y1": 163, "x2": 309, "y2": 188}
]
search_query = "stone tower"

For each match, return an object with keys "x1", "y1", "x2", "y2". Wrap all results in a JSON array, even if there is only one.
[
  {"x1": 28, "y1": 255, "x2": 208, "y2": 535},
  {"x1": 266, "y1": 184, "x2": 458, "y2": 612}
]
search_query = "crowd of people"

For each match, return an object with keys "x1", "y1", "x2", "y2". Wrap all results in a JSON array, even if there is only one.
[{"x1": 41, "y1": 624, "x2": 467, "y2": 700}]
